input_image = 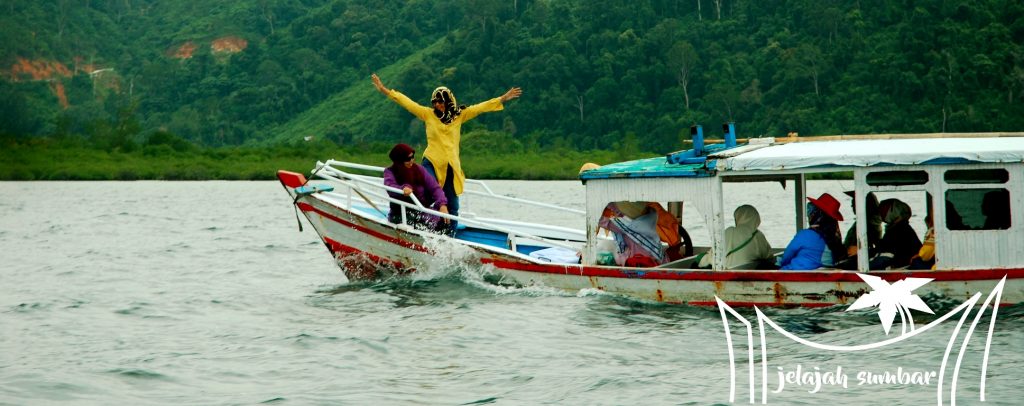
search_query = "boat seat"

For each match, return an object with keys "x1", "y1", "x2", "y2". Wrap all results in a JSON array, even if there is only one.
[
  {"x1": 657, "y1": 247, "x2": 710, "y2": 269},
  {"x1": 352, "y1": 204, "x2": 387, "y2": 220},
  {"x1": 455, "y1": 227, "x2": 508, "y2": 249}
]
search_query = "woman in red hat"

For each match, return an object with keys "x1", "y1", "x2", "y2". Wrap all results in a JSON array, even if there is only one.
[{"x1": 777, "y1": 193, "x2": 848, "y2": 270}]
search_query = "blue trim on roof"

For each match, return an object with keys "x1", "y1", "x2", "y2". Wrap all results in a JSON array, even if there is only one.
[
  {"x1": 579, "y1": 156, "x2": 714, "y2": 180},
  {"x1": 920, "y1": 157, "x2": 984, "y2": 165},
  {"x1": 666, "y1": 144, "x2": 728, "y2": 164}
]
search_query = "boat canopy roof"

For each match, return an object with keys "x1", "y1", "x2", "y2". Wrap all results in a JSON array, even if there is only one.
[
  {"x1": 580, "y1": 137, "x2": 1024, "y2": 180},
  {"x1": 722, "y1": 137, "x2": 1024, "y2": 172},
  {"x1": 579, "y1": 156, "x2": 712, "y2": 180}
]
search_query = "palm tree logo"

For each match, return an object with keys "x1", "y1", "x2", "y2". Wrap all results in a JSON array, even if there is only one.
[{"x1": 846, "y1": 274, "x2": 935, "y2": 335}]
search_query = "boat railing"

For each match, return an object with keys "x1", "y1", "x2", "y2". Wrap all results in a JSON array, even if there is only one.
[
  {"x1": 324, "y1": 160, "x2": 585, "y2": 216},
  {"x1": 314, "y1": 166, "x2": 424, "y2": 225},
  {"x1": 308, "y1": 160, "x2": 584, "y2": 252}
]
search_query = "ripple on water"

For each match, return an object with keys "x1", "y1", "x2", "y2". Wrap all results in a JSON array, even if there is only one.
[
  {"x1": 460, "y1": 396, "x2": 499, "y2": 405},
  {"x1": 285, "y1": 332, "x2": 342, "y2": 349},
  {"x1": 9, "y1": 302, "x2": 53, "y2": 313},
  {"x1": 346, "y1": 336, "x2": 390, "y2": 354},
  {"x1": 114, "y1": 303, "x2": 148, "y2": 315},
  {"x1": 64, "y1": 299, "x2": 87, "y2": 309},
  {"x1": 105, "y1": 368, "x2": 171, "y2": 381},
  {"x1": 112, "y1": 302, "x2": 173, "y2": 320}
]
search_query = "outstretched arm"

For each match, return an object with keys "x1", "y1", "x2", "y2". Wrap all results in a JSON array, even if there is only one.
[
  {"x1": 461, "y1": 86, "x2": 523, "y2": 122},
  {"x1": 373, "y1": 72, "x2": 432, "y2": 120},
  {"x1": 371, "y1": 73, "x2": 390, "y2": 96},
  {"x1": 500, "y1": 87, "x2": 522, "y2": 103}
]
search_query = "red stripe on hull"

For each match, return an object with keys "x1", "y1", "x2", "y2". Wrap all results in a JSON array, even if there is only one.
[
  {"x1": 298, "y1": 201, "x2": 430, "y2": 253},
  {"x1": 482, "y1": 257, "x2": 1024, "y2": 283},
  {"x1": 687, "y1": 301, "x2": 837, "y2": 308},
  {"x1": 322, "y1": 237, "x2": 407, "y2": 268},
  {"x1": 322, "y1": 237, "x2": 416, "y2": 280}
]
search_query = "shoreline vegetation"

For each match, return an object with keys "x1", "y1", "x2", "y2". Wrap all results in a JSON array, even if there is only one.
[
  {"x1": 1, "y1": 135, "x2": 853, "y2": 181},
  {"x1": 0, "y1": 136, "x2": 645, "y2": 181}
]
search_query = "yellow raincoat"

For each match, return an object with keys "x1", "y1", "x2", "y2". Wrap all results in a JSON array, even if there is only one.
[{"x1": 386, "y1": 89, "x2": 504, "y2": 195}]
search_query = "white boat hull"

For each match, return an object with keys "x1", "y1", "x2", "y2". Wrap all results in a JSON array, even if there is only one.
[{"x1": 297, "y1": 195, "x2": 1024, "y2": 307}]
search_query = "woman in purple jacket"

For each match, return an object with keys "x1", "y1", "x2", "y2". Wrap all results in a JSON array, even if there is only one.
[{"x1": 383, "y1": 144, "x2": 449, "y2": 231}]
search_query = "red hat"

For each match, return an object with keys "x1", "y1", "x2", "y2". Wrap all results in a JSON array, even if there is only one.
[{"x1": 807, "y1": 193, "x2": 844, "y2": 221}]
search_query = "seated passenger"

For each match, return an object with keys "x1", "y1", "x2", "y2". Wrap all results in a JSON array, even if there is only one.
[
  {"x1": 982, "y1": 190, "x2": 1011, "y2": 229},
  {"x1": 870, "y1": 199, "x2": 922, "y2": 269},
  {"x1": 698, "y1": 205, "x2": 773, "y2": 269},
  {"x1": 946, "y1": 200, "x2": 967, "y2": 230},
  {"x1": 598, "y1": 202, "x2": 665, "y2": 267},
  {"x1": 909, "y1": 214, "x2": 935, "y2": 270},
  {"x1": 778, "y1": 193, "x2": 847, "y2": 270},
  {"x1": 383, "y1": 143, "x2": 449, "y2": 231},
  {"x1": 842, "y1": 191, "x2": 882, "y2": 257}
]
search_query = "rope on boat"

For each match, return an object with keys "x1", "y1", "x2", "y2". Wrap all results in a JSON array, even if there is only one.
[
  {"x1": 352, "y1": 187, "x2": 387, "y2": 218},
  {"x1": 278, "y1": 184, "x2": 304, "y2": 233},
  {"x1": 291, "y1": 200, "x2": 303, "y2": 232}
]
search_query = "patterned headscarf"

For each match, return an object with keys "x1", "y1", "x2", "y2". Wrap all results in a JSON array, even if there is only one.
[
  {"x1": 880, "y1": 199, "x2": 912, "y2": 225},
  {"x1": 431, "y1": 87, "x2": 464, "y2": 124}
]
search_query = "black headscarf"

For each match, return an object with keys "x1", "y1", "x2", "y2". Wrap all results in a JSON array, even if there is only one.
[{"x1": 431, "y1": 87, "x2": 464, "y2": 124}]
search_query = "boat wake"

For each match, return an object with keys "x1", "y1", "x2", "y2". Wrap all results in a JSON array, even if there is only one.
[
  {"x1": 458, "y1": 263, "x2": 579, "y2": 298},
  {"x1": 324, "y1": 236, "x2": 590, "y2": 300}
]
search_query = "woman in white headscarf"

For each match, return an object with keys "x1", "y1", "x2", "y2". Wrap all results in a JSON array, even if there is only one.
[{"x1": 699, "y1": 205, "x2": 773, "y2": 269}]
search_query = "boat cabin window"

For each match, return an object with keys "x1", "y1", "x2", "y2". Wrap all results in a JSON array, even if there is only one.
[
  {"x1": 945, "y1": 188, "x2": 1011, "y2": 230},
  {"x1": 866, "y1": 170, "x2": 929, "y2": 186},
  {"x1": 944, "y1": 169, "x2": 1009, "y2": 184}
]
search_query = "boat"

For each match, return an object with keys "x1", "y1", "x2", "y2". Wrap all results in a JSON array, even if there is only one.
[{"x1": 276, "y1": 126, "x2": 1024, "y2": 306}]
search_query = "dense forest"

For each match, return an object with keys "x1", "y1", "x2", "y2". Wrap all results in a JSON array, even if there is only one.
[{"x1": 2, "y1": 0, "x2": 1024, "y2": 162}]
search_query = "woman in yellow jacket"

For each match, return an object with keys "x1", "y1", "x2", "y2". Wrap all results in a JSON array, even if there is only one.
[{"x1": 371, "y1": 73, "x2": 521, "y2": 232}]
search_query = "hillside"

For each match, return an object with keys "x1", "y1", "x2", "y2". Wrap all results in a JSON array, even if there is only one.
[
  {"x1": 2, "y1": 0, "x2": 1023, "y2": 155},
  {"x1": 259, "y1": 38, "x2": 446, "y2": 145}
]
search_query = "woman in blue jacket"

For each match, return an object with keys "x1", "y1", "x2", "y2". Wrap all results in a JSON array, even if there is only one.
[{"x1": 778, "y1": 193, "x2": 848, "y2": 270}]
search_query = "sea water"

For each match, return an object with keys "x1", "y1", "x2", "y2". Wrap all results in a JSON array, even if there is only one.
[{"x1": 1, "y1": 181, "x2": 1021, "y2": 405}]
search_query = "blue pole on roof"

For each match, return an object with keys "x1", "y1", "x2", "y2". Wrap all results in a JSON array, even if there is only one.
[
  {"x1": 723, "y1": 122, "x2": 737, "y2": 148},
  {"x1": 691, "y1": 125, "x2": 704, "y2": 156}
]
